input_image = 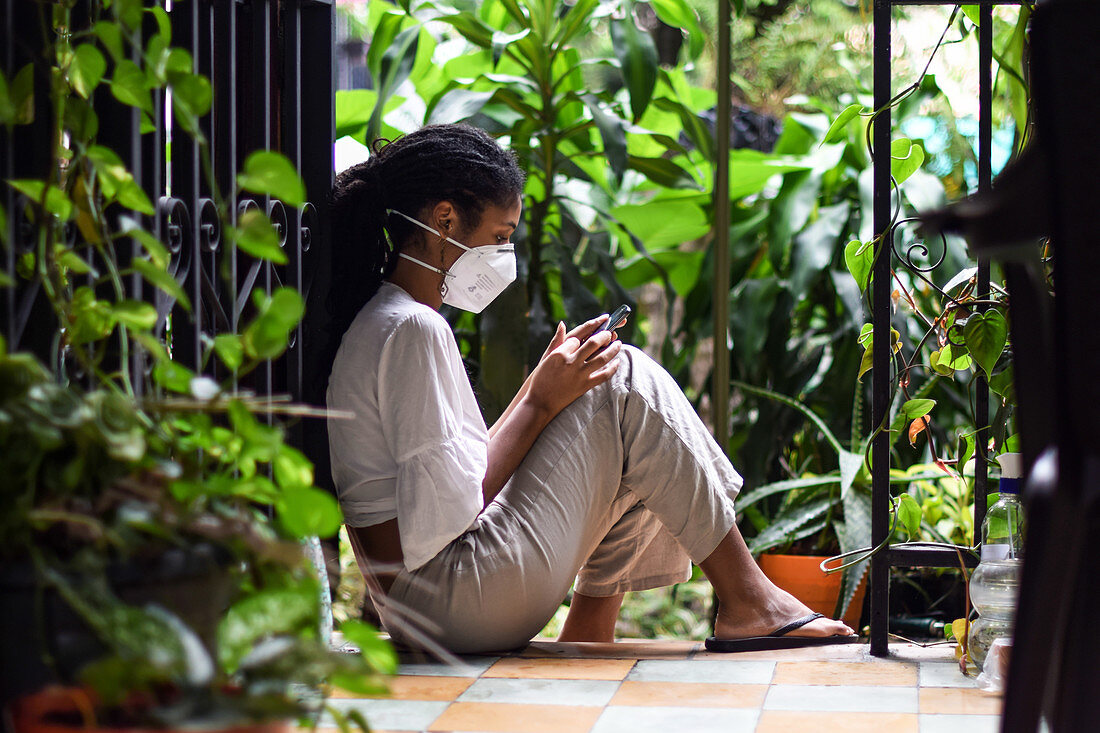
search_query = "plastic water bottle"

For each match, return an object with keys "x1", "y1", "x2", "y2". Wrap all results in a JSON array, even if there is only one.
[{"x1": 968, "y1": 453, "x2": 1025, "y2": 670}]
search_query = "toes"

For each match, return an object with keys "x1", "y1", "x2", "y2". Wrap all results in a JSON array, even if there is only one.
[{"x1": 801, "y1": 617, "x2": 856, "y2": 638}]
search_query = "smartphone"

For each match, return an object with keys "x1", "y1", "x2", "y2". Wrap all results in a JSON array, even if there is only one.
[{"x1": 594, "y1": 304, "x2": 631, "y2": 334}]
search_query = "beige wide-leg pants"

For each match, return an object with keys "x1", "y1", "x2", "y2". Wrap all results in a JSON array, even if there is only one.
[{"x1": 376, "y1": 346, "x2": 742, "y2": 653}]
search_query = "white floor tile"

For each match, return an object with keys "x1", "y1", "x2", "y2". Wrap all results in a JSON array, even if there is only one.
[
  {"x1": 591, "y1": 705, "x2": 759, "y2": 733},
  {"x1": 764, "y1": 684, "x2": 919, "y2": 713},
  {"x1": 920, "y1": 662, "x2": 979, "y2": 688},
  {"x1": 324, "y1": 698, "x2": 449, "y2": 731},
  {"x1": 398, "y1": 655, "x2": 500, "y2": 677},
  {"x1": 458, "y1": 677, "x2": 620, "y2": 706}
]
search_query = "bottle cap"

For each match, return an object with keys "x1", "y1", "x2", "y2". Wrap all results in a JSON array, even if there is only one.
[{"x1": 996, "y1": 452, "x2": 1022, "y2": 494}]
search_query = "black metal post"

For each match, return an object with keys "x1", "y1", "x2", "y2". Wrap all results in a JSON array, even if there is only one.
[
  {"x1": 1, "y1": 0, "x2": 53, "y2": 359},
  {"x1": 713, "y1": 0, "x2": 730, "y2": 454},
  {"x1": 973, "y1": 1, "x2": 993, "y2": 538},
  {"x1": 869, "y1": 0, "x2": 893, "y2": 658},
  {"x1": 299, "y1": 0, "x2": 336, "y2": 492}
]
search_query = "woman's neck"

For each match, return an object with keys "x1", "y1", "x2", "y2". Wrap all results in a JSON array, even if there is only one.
[{"x1": 387, "y1": 256, "x2": 445, "y2": 310}]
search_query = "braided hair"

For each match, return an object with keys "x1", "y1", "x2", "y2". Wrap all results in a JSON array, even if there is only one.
[{"x1": 324, "y1": 124, "x2": 525, "y2": 375}]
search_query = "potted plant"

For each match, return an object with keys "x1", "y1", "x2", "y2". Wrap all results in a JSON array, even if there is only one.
[
  {"x1": 734, "y1": 227, "x2": 1022, "y2": 632},
  {"x1": 1, "y1": 0, "x2": 394, "y2": 729},
  {"x1": 732, "y1": 381, "x2": 875, "y2": 629},
  {"x1": 732, "y1": 377, "x2": 963, "y2": 629}
]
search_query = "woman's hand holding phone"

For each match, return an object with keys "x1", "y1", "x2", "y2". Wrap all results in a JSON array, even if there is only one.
[{"x1": 525, "y1": 313, "x2": 623, "y2": 419}]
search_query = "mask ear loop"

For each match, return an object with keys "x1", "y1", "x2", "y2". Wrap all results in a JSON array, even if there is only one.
[
  {"x1": 386, "y1": 209, "x2": 451, "y2": 298},
  {"x1": 436, "y1": 227, "x2": 450, "y2": 297}
]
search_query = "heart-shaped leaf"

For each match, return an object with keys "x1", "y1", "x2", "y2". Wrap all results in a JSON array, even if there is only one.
[
  {"x1": 237, "y1": 151, "x2": 306, "y2": 208},
  {"x1": 897, "y1": 493, "x2": 922, "y2": 538},
  {"x1": 844, "y1": 239, "x2": 874, "y2": 292},
  {"x1": 233, "y1": 208, "x2": 287, "y2": 263},
  {"x1": 963, "y1": 309, "x2": 1008, "y2": 377},
  {"x1": 69, "y1": 44, "x2": 107, "y2": 98},
  {"x1": 823, "y1": 103, "x2": 863, "y2": 145},
  {"x1": 890, "y1": 137, "x2": 924, "y2": 184},
  {"x1": 902, "y1": 398, "x2": 936, "y2": 420}
]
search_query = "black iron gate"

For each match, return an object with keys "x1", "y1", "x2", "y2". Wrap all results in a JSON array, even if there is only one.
[
  {"x1": 1, "y1": 0, "x2": 334, "y2": 473},
  {"x1": 868, "y1": 0, "x2": 1026, "y2": 655}
]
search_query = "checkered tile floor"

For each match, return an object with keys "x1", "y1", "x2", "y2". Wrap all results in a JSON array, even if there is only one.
[{"x1": 324, "y1": 640, "x2": 1001, "y2": 733}]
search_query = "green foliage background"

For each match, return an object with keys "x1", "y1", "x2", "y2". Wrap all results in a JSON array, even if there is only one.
[{"x1": 333, "y1": 0, "x2": 1032, "y2": 636}]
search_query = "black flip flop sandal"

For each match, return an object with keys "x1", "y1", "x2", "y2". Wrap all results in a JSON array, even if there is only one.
[{"x1": 704, "y1": 613, "x2": 861, "y2": 653}]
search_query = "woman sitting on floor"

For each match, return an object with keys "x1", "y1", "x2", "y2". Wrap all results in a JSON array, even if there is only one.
[{"x1": 325, "y1": 123, "x2": 855, "y2": 653}]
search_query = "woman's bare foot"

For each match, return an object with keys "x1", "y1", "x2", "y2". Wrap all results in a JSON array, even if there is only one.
[
  {"x1": 712, "y1": 585, "x2": 855, "y2": 641},
  {"x1": 699, "y1": 525, "x2": 856, "y2": 641}
]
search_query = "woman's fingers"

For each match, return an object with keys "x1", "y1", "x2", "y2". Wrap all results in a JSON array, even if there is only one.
[
  {"x1": 578, "y1": 330, "x2": 616, "y2": 362},
  {"x1": 589, "y1": 343, "x2": 624, "y2": 383},
  {"x1": 586, "y1": 339, "x2": 622, "y2": 369},
  {"x1": 526, "y1": 332, "x2": 622, "y2": 416},
  {"x1": 541, "y1": 321, "x2": 567, "y2": 361},
  {"x1": 566, "y1": 315, "x2": 608, "y2": 343}
]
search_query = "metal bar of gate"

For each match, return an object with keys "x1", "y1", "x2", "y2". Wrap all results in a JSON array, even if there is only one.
[
  {"x1": 285, "y1": 1, "x2": 304, "y2": 435},
  {"x1": 299, "y1": 0, "x2": 337, "y2": 496},
  {"x1": 973, "y1": 2, "x2": 994, "y2": 536},
  {"x1": 713, "y1": 0, "x2": 730, "y2": 457},
  {"x1": 869, "y1": 0, "x2": 893, "y2": 658}
]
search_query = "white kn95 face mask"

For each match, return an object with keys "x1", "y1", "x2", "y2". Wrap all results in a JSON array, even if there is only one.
[{"x1": 388, "y1": 209, "x2": 517, "y2": 314}]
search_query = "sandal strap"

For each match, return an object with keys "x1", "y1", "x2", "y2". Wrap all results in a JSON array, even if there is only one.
[{"x1": 769, "y1": 612, "x2": 825, "y2": 638}]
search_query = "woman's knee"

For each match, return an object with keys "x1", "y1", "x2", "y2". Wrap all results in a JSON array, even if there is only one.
[{"x1": 615, "y1": 344, "x2": 681, "y2": 399}]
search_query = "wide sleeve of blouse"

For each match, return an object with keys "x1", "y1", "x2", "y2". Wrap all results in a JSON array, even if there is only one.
[{"x1": 377, "y1": 312, "x2": 487, "y2": 571}]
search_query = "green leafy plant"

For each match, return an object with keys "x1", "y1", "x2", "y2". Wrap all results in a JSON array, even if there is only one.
[
  {"x1": 1, "y1": 0, "x2": 392, "y2": 726},
  {"x1": 708, "y1": 5, "x2": 1033, "y2": 621}
]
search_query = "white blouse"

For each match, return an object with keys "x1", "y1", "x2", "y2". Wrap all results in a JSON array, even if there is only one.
[{"x1": 327, "y1": 281, "x2": 487, "y2": 571}]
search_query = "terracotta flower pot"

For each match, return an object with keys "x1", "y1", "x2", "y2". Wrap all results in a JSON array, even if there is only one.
[
  {"x1": 7, "y1": 687, "x2": 291, "y2": 733},
  {"x1": 758, "y1": 554, "x2": 867, "y2": 630}
]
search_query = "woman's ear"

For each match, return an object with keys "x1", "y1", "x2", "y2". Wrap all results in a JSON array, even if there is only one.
[{"x1": 430, "y1": 200, "x2": 457, "y2": 235}]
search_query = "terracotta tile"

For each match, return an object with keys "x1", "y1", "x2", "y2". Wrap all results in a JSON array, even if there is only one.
[
  {"x1": 327, "y1": 685, "x2": 388, "y2": 700},
  {"x1": 427, "y1": 702, "x2": 602, "y2": 733},
  {"x1": 362, "y1": 675, "x2": 474, "y2": 701},
  {"x1": 919, "y1": 713, "x2": 1002, "y2": 732},
  {"x1": 609, "y1": 680, "x2": 767, "y2": 708},
  {"x1": 920, "y1": 687, "x2": 1003, "y2": 715},
  {"x1": 519, "y1": 640, "x2": 698, "y2": 659},
  {"x1": 484, "y1": 656, "x2": 635, "y2": 680},
  {"x1": 756, "y1": 711, "x2": 919, "y2": 733},
  {"x1": 773, "y1": 660, "x2": 918, "y2": 686},
  {"x1": 627, "y1": 659, "x2": 774, "y2": 683}
]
